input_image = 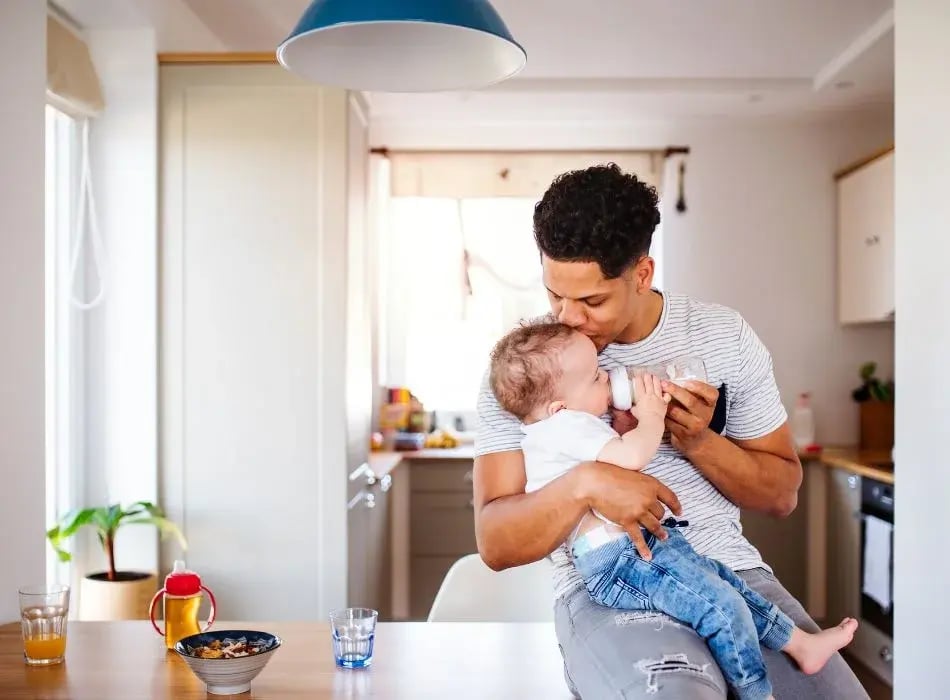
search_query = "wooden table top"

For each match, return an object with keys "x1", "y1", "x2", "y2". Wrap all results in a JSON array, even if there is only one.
[{"x1": 0, "y1": 621, "x2": 572, "y2": 699}]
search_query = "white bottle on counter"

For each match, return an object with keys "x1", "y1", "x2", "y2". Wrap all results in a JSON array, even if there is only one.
[{"x1": 791, "y1": 392, "x2": 817, "y2": 450}]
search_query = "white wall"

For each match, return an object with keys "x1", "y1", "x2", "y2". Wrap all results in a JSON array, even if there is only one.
[
  {"x1": 372, "y1": 111, "x2": 895, "y2": 447},
  {"x1": 894, "y1": 1, "x2": 950, "y2": 696},
  {"x1": 82, "y1": 29, "x2": 161, "y2": 577},
  {"x1": 0, "y1": 1, "x2": 47, "y2": 622}
]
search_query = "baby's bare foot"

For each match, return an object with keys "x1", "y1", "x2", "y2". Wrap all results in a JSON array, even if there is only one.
[{"x1": 784, "y1": 618, "x2": 858, "y2": 675}]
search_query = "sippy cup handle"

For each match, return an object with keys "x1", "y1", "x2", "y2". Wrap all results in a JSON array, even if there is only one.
[
  {"x1": 148, "y1": 588, "x2": 165, "y2": 636},
  {"x1": 200, "y1": 585, "x2": 217, "y2": 632}
]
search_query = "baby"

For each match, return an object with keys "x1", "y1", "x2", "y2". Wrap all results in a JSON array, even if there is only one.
[{"x1": 489, "y1": 321, "x2": 857, "y2": 700}]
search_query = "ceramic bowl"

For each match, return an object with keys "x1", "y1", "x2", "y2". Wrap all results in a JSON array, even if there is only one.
[{"x1": 174, "y1": 629, "x2": 281, "y2": 695}]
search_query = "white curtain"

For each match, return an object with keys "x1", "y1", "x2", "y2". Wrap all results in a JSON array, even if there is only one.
[{"x1": 383, "y1": 197, "x2": 549, "y2": 411}]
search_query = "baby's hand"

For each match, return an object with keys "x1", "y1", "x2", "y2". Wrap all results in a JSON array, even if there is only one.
[{"x1": 631, "y1": 373, "x2": 672, "y2": 421}]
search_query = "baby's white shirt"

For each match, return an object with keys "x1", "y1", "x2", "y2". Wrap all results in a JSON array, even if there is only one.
[{"x1": 521, "y1": 410, "x2": 619, "y2": 493}]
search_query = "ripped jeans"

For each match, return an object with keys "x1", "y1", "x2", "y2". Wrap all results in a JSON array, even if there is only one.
[
  {"x1": 556, "y1": 551, "x2": 869, "y2": 699},
  {"x1": 571, "y1": 528, "x2": 793, "y2": 700}
]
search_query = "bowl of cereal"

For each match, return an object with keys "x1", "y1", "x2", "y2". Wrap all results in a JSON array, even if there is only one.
[{"x1": 174, "y1": 630, "x2": 282, "y2": 695}]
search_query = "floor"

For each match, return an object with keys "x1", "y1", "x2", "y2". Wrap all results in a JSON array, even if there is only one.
[{"x1": 846, "y1": 653, "x2": 892, "y2": 700}]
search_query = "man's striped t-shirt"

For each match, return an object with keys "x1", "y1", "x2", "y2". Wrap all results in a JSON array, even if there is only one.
[{"x1": 475, "y1": 292, "x2": 788, "y2": 599}]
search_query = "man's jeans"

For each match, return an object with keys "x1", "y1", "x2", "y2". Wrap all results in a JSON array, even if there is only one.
[
  {"x1": 556, "y1": 560, "x2": 869, "y2": 699},
  {"x1": 572, "y1": 530, "x2": 794, "y2": 700}
]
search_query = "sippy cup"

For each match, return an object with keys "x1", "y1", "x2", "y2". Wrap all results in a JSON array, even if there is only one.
[{"x1": 149, "y1": 560, "x2": 216, "y2": 649}]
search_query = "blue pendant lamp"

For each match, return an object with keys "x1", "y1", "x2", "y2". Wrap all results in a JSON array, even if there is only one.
[{"x1": 277, "y1": 0, "x2": 526, "y2": 92}]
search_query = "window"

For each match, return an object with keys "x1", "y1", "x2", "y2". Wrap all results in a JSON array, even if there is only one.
[
  {"x1": 44, "y1": 105, "x2": 82, "y2": 585},
  {"x1": 382, "y1": 197, "x2": 550, "y2": 412}
]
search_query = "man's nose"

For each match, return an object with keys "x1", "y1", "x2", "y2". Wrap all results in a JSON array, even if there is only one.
[{"x1": 557, "y1": 300, "x2": 585, "y2": 327}]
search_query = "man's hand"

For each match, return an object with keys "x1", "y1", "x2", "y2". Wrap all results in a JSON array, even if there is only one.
[
  {"x1": 663, "y1": 380, "x2": 719, "y2": 455},
  {"x1": 578, "y1": 463, "x2": 682, "y2": 561}
]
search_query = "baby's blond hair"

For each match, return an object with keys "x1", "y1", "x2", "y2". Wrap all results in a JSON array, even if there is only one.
[{"x1": 489, "y1": 321, "x2": 576, "y2": 421}]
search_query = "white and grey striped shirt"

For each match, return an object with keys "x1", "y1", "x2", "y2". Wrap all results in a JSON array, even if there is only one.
[{"x1": 475, "y1": 292, "x2": 788, "y2": 599}]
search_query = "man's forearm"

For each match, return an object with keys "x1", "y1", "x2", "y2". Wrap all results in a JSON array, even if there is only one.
[
  {"x1": 475, "y1": 468, "x2": 590, "y2": 571},
  {"x1": 681, "y1": 430, "x2": 802, "y2": 516}
]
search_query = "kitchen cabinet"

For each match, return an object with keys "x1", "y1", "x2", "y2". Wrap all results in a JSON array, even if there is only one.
[
  {"x1": 347, "y1": 468, "x2": 394, "y2": 620},
  {"x1": 159, "y1": 65, "x2": 370, "y2": 619},
  {"x1": 837, "y1": 150, "x2": 894, "y2": 324},
  {"x1": 826, "y1": 469, "x2": 862, "y2": 625},
  {"x1": 406, "y1": 458, "x2": 478, "y2": 620}
]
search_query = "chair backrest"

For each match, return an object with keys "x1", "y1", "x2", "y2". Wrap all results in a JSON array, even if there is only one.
[{"x1": 427, "y1": 554, "x2": 554, "y2": 622}]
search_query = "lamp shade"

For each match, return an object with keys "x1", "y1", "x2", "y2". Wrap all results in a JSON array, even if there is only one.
[{"x1": 276, "y1": 0, "x2": 526, "y2": 92}]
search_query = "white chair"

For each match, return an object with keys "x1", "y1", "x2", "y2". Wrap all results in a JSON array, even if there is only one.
[{"x1": 427, "y1": 554, "x2": 555, "y2": 622}]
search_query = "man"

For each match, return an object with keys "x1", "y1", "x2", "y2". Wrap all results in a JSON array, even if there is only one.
[{"x1": 473, "y1": 164, "x2": 868, "y2": 698}]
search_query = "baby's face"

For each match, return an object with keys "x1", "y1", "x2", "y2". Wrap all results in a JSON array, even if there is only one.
[{"x1": 556, "y1": 332, "x2": 611, "y2": 416}]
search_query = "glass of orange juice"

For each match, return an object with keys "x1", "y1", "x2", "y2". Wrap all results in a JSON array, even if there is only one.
[{"x1": 19, "y1": 584, "x2": 70, "y2": 666}]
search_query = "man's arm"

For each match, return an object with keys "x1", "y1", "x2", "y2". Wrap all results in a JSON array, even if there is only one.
[
  {"x1": 664, "y1": 381, "x2": 802, "y2": 517},
  {"x1": 474, "y1": 449, "x2": 682, "y2": 569}
]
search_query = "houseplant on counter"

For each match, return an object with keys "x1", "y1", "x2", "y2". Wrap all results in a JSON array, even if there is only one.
[
  {"x1": 47, "y1": 502, "x2": 187, "y2": 621},
  {"x1": 851, "y1": 361, "x2": 895, "y2": 451}
]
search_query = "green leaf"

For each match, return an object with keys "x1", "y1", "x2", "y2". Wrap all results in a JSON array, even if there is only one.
[
  {"x1": 859, "y1": 362, "x2": 877, "y2": 382},
  {"x1": 126, "y1": 501, "x2": 164, "y2": 519},
  {"x1": 46, "y1": 508, "x2": 98, "y2": 562},
  {"x1": 106, "y1": 504, "x2": 123, "y2": 531}
]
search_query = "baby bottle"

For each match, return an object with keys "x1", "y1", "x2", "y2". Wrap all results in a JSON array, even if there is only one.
[
  {"x1": 149, "y1": 560, "x2": 216, "y2": 649},
  {"x1": 607, "y1": 356, "x2": 707, "y2": 410}
]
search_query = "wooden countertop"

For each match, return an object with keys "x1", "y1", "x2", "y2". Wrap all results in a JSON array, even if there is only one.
[
  {"x1": 368, "y1": 446, "x2": 475, "y2": 478},
  {"x1": 799, "y1": 446, "x2": 894, "y2": 484},
  {"x1": 392, "y1": 446, "x2": 476, "y2": 460},
  {"x1": 0, "y1": 621, "x2": 570, "y2": 699}
]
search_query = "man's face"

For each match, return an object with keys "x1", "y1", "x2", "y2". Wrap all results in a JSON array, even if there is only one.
[{"x1": 541, "y1": 255, "x2": 651, "y2": 351}]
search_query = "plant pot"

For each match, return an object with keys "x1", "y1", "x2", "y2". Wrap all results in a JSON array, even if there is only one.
[
  {"x1": 79, "y1": 572, "x2": 158, "y2": 621},
  {"x1": 859, "y1": 400, "x2": 894, "y2": 451}
]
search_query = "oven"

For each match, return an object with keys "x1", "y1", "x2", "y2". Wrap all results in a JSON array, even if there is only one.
[{"x1": 854, "y1": 476, "x2": 894, "y2": 683}]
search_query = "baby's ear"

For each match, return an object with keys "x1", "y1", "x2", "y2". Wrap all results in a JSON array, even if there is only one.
[{"x1": 546, "y1": 400, "x2": 566, "y2": 417}]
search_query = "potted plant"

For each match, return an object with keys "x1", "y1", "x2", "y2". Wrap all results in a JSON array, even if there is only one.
[
  {"x1": 47, "y1": 502, "x2": 186, "y2": 621},
  {"x1": 851, "y1": 361, "x2": 895, "y2": 451}
]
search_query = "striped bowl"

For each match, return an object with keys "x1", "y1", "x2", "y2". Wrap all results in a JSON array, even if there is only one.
[{"x1": 174, "y1": 630, "x2": 282, "y2": 695}]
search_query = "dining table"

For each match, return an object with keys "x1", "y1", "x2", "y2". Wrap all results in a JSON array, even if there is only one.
[{"x1": 0, "y1": 620, "x2": 574, "y2": 699}]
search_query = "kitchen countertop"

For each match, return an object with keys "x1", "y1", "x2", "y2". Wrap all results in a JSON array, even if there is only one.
[
  {"x1": 367, "y1": 445, "x2": 475, "y2": 478},
  {"x1": 799, "y1": 446, "x2": 894, "y2": 484},
  {"x1": 372, "y1": 444, "x2": 896, "y2": 483}
]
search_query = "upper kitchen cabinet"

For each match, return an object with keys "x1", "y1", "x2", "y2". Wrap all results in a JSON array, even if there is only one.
[
  {"x1": 159, "y1": 64, "x2": 370, "y2": 619},
  {"x1": 836, "y1": 149, "x2": 895, "y2": 325}
]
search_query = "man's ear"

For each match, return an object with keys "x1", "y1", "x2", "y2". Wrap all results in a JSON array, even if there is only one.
[
  {"x1": 635, "y1": 256, "x2": 655, "y2": 292},
  {"x1": 546, "y1": 400, "x2": 567, "y2": 417}
]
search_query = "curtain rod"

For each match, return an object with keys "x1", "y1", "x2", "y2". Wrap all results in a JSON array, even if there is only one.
[{"x1": 369, "y1": 146, "x2": 689, "y2": 158}]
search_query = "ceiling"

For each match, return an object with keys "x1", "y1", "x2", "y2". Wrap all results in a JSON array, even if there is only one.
[{"x1": 58, "y1": 0, "x2": 895, "y2": 121}]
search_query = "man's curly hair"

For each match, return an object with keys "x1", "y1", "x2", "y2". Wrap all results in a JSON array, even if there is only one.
[
  {"x1": 533, "y1": 163, "x2": 661, "y2": 279},
  {"x1": 489, "y1": 322, "x2": 575, "y2": 421}
]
